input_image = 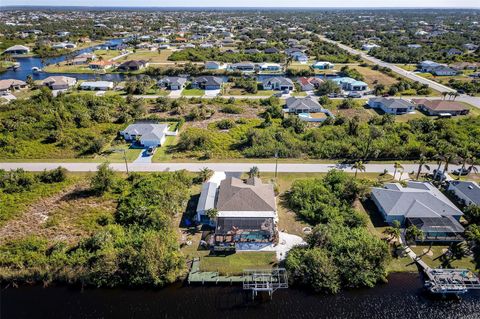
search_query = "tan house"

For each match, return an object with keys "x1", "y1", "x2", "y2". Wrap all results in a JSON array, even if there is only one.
[{"x1": 412, "y1": 99, "x2": 470, "y2": 116}]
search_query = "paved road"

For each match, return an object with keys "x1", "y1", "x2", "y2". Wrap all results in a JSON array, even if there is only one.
[
  {"x1": 0, "y1": 162, "x2": 468, "y2": 174},
  {"x1": 319, "y1": 36, "x2": 480, "y2": 108}
]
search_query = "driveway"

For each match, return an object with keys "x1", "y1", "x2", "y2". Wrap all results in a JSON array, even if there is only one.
[
  {"x1": 0, "y1": 93, "x2": 16, "y2": 102},
  {"x1": 168, "y1": 89, "x2": 183, "y2": 98},
  {"x1": 133, "y1": 149, "x2": 153, "y2": 164},
  {"x1": 204, "y1": 89, "x2": 220, "y2": 97}
]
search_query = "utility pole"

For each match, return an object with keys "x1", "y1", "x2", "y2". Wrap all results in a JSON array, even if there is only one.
[
  {"x1": 274, "y1": 151, "x2": 278, "y2": 179},
  {"x1": 123, "y1": 149, "x2": 129, "y2": 175}
]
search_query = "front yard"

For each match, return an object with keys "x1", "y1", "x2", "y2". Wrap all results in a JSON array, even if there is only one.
[{"x1": 199, "y1": 252, "x2": 277, "y2": 275}]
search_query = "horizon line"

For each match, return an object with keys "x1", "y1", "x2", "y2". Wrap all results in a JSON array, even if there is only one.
[{"x1": 1, "y1": 5, "x2": 480, "y2": 9}]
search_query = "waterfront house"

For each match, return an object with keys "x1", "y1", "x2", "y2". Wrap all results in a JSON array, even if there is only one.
[
  {"x1": 371, "y1": 181, "x2": 464, "y2": 241},
  {"x1": 3, "y1": 45, "x2": 30, "y2": 55},
  {"x1": 229, "y1": 62, "x2": 256, "y2": 72},
  {"x1": 332, "y1": 77, "x2": 368, "y2": 91},
  {"x1": 89, "y1": 60, "x2": 116, "y2": 70},
  {"x1": 204, "y1": 61, "x2": 226, "y2": 70},
  {"x1": 292, "y1": 52, "x2": 308, "y2": 63},
  {"x1": 79, "y1": 81, "x2": 114, "y2": 91},
  {"x1": 448, "y1": 181, "x2": 480, "y2": 207},
  {"x1": 0, "y1": 79, "x2": 27, "y2": 93},
  {"x1": 117, "y1": 60, "x2": 148, "y2": 72},
  {"x1": 120, "y1": 123, "x2": 174, "y2": 147},
  {"x1": 191, "y1": 76, "x2": 224, "y2": 90},
  {"x1": 412, "y1": 99, "x2": 470, "y2": 116},
  {"x1": 297, "y1": 77, "x2": 323, "y2": 91},
  {"x1": 157, "y1": 77, "x2": 187, "y2": 90},
  {"x1": 41, "y1": 76, "x2": 77, "y2": 90},
  {"x1": 368, "y1": 97, "x2": 415, "y2": 115},
  {"x1": 258, "y1": 63, "x2": 282, "y2": 72},
  {"x1": 261, "y1": 77, "x2": 294, "y2": 91},
  {"x1": 312, "y1": 61, "x2": 334, "y2": 70},
  {"x1": 196, "y1": 176, "x2": 277, "y2": 251}
]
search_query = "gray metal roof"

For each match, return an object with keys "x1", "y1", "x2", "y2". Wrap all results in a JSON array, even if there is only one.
[
  {"x1": 121, "y1": 123, "x2": 168, "y2": 140},
  {"x1": 216, "y1": 177, "x2": 276, "y2": 212},
  {"x1": 369, "y1": 97, "x2": 414, "y2": 109},
  {"x1": 285, "y1": 97, "x2": 322, "y2": 111},
  {"x1": 449, "y1": 181, "x2": 480, "y2": 206},
  {"x1": 371, "y1": 181, "x2": 462, "y2": 219},
  {"x1": 196, "y1": 182, "x2": 218, "y2": 213},
  {"x1": 262, "y1": 77, "x2": 294, "y2": 87}
]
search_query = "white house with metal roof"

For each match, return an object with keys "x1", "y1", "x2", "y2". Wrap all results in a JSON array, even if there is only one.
[
  {"x1": 120, "y1": 123, "x2": 175, "y2": 147},
  {"x1": 448, "y1": 181, "x2": 480, "y2": 207}
]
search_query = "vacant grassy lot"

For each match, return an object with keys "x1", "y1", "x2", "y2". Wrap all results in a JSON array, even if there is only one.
[
  {"x1": 117, "y1": 50, "x2": 173, "y2": 63},
  {"x1": 351, "y1": 65, "x2": 398, "y2": 86},
  {"x1": 182, "y1": 89, "x2": 205, "y2": 96},
  {"x1": 199, "y1": 252, "x2": 277, "y2": 275}
]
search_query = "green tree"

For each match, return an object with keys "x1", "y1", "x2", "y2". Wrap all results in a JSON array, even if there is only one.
[
  {"x1": 90, "y1": 162, "x2": 115, "y2": 195},
  {"x1": 352, "y1": 161, "x2": 366, "y2": 178}
]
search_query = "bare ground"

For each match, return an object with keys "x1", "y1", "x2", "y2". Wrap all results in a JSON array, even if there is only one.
[{"x1": 0, "y1": 182, "x2": 116, "y2": 245}]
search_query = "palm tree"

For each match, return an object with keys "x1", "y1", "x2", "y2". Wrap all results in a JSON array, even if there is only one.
[
  {"x1": 199, "y1": 167, "x2": 213, "y2": 182},
  {"x1": 416, "y1": 155, "x2": 430, "y2": 180},
  {"x1": 452, "y1": 92, "x2": 460, "y2": 100},
  {"x1": 441, "y1": 92, "x2": 448, "y2": 100},
  {"x1": 351, "y1": 161, "x2": 366, "y2": 178},
  {"x1": 458, "y1": 153, "x2": 478, "y2": 179},
  {"x1": 393, "y1": 161, "x2": 403, "y2": 180},
  {"x1": 441, "y1": 151, "x2": 459, "y2": 178},
  {"x1": 384, "y1": 226, "x2": 401, "y2": 242},
  {"x1": 248, "y1": 166, "x2": 260, "y2": 178}
]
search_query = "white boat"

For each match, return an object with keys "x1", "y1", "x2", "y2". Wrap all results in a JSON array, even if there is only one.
[{"x1": 31, "y1": 67, "x2": 42, "y2": 73}]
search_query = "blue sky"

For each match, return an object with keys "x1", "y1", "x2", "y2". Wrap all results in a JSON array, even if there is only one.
[{"x1": 2, "y1": 0, "x2": 479, "y2": 8}]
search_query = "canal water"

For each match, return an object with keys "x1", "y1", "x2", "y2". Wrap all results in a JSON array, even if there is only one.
[
  {"x1": 0, "y1": 39, "x2": 126, "y2": 82},
  {"x1": 1, "y1": 273, "x2": 479, "y2": 319}
]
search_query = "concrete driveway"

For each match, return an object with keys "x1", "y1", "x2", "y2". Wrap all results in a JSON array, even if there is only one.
[
  {"x1": 168, "y1": 89, "x2": 183, "y2": 98},
  {"x1": 133, "y1": 149, "x2": 153, "y2": 164},
  {"x1": 204, "y1": 89, "x2": 220, "y2": 97}
]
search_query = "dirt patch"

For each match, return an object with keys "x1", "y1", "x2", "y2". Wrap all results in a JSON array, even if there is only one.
[{"x1": 0, "y1": 182, "x2": 116, "y2": 245}]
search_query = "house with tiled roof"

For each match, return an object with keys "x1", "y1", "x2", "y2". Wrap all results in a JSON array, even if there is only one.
[
  {"x1": 412, "y1": 99, "x2": 470, "y2": 116},
  {"x1": 368, "y1": 97, "x2": 415, "y2": 115},
  {"x1": 196, "y1": 176, "x2": 277, "y2": 250}
]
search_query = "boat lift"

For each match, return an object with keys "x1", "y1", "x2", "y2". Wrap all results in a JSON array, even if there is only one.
[{"x1": 243, "y1": 268, "x2": 288, "y2": 299}]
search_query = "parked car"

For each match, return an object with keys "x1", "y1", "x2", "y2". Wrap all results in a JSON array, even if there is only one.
[
  {"x1": 146, "y1": 146, "x2": 157, "y2": 155},
  {"x1": 432, "y1": 169, "x2": 447, "y2": 181},
  {"x1": 347, "y1": 92, "x2": 362, "y2": 98},
  {"x1": 452, "y1": 168, "x2": 470, "y2": 176}
]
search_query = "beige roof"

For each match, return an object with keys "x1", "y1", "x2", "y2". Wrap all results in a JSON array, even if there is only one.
[
  {"x1": 412, "y1": 99, "x2": 468, "y2": 112},
  {"x1": 41, "y1": 76, "x2": 76, "y2": 86},
  {"x1": 216, "y1": 177, "x2": 276, "y2": 212},
  {"x1": 0, "y1": 79, "x2": 26, "y2": 91}
]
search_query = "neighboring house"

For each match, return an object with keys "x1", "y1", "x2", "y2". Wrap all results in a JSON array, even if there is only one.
[
  {"x1": 448, "y1": 181, "x2": 480, "y2": 207},
  {"x1": 157, "y1": 77, "x2": 187, "y2": 90},
  {"x1": 368, "y1": 97, "x2": 415, "y2": 115},
  {"x1": 430, "y1": 65, "x2": 457, "y2": 76},
  {"x1": 412, "y1": 99, "x2": 470, "y2": 116},
  {"x1": 264, "y1": 47, "x2": 280, "y2": 54},
  {"x1": 419, "y1": 60, "x2": 441, "y2": 72},
  {"x1": 120, "y1": 123, "x2": 174, "y2": 147},
  {"x1": 450, "y1": 62, "x2": 480, "y2": 71},
  {"x1": 407, "y1": 44, "x2": 422, "y2": 49},
  {"x1": 3, "y1": 45, "x2": 30, "y2": 55},
  {"x1": 261, "y1": 77, "x2": 294, "y2": 91},
  {"x1": 117, "y1": 60, "x2": 148, "y2": 72},
  {"x1": 244, "y1": 48, "x2": 261, "y2": 54},
  {"x1": 79, "y1": 81, "x2": 114, "y2": 91},
  {"x1": 332, "y1": 77, "x2": 368, "y2": 91},
  {"x1": 285, "y1": 96, "x2": 323, "y2": 113},
  {"x1": 312, "y1": 61, "x2": 334, "y2": 70},
  {"x1": 258, "y1": 63, "x2": 282, "y2": 72},
  {"x1": 371, "y1": 181, "x2": 464, "y2": 241},
  {"x1": 41, "y1": 76, "x2": 77, "y2": 90},
  {"x1": 191, "y1": 76, "x2": 224, "y2": 90},
  {"x1": 297, "y1": 77, "x2": 323, "y2": 91},
  {"x1": 204, "y1": 61, "x2": 226, "y2": 70},
  {"x1": 362, "y1": 43, "x2": 380, "y2": 51},
  {"x1": 52, "y1": 42, "x2": 76, "y2": 49},
  {"x1": 89, "y1": 60, "x2": 116, "y2": 70},
  {"x1": 0, "y1": 79, "x2": 27, "y2": 93},
  {"x1": 229, "y1": 62, "x2": 256, "y2": 72},
  {"x1": 196, "y1": 176, "x2": 277, "y2": 251},
  {"x1": 293, "y1": 52, "x2": 308, "y2": 63}
]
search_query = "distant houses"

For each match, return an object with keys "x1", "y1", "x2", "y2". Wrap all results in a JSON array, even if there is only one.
[
  {"x1": 0, "y1": 79, "x2": 27, "y2": 94},
  {"x1": 40, "y1": 76, "x2": 77, "y2": 90},
  {"x1": 117, "y1": 60, "x2": 148, "y2": 72},
  {"x1": 204, "y1": 61, "x2": 227, "y2": 70},
  {"x1": 79, "y1": 81, "x2": 114, "y2": 91},
  {"x1": 157, "y1": 77, "x2": 187, "y2": 90},
  {"x1": 332, "y1": 77, "x2": 368, "y2": 92},
  {"x1": 297, "y1": 77, "x2": 323, "y2": 91},
  {"x1": 261, "y1": 77, "x2": 294, "y2": 91},
  {"x1": 312, "y1": 61, "x2": 334, "y2": 70},
  {"x1": 368, "y1": 97, "x2": 415, "y2": 115},
  {"x1": 3, "y1": 45, "x2": 30, "y2": 55},
  {"x1": 191, "y1": 76, "x2": 224, "y2": 90},
  {"x1": 419, "y1": 60, "x2": 457, "y2": 76}
]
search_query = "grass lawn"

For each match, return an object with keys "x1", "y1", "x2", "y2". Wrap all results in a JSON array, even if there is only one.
[
  {"x1": 225, "y1": 88, "x2": 275, "y2": 96},
  {"x1": 152, "y1": 135, "x2": 177, "y2": 162},
  {"x1": 199, "y1": 252, "x2": 277, "y2": 275},
  {"x1": 101, "y1": 144, "x2": 142, "y2": 162},
  {"x1": 182, "y1": 89, "x2": 205, "y2": 96},
  {"x1": 291, "y1": 91, "x2": 308, "y2": 97},
  {"x1": 43, "y1": 64, "x2": 97, "y2": 74},
  {"x1": 396, "y1": 64, "x2": 417, "y2": 72},
  {"x1": 411, "y1": 245, "x2": 476, "y2": 271}
]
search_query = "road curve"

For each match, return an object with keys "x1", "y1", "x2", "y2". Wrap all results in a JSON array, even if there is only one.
[{"x1": 319, "y1": 36, "x2": 480, "y2": 108}]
